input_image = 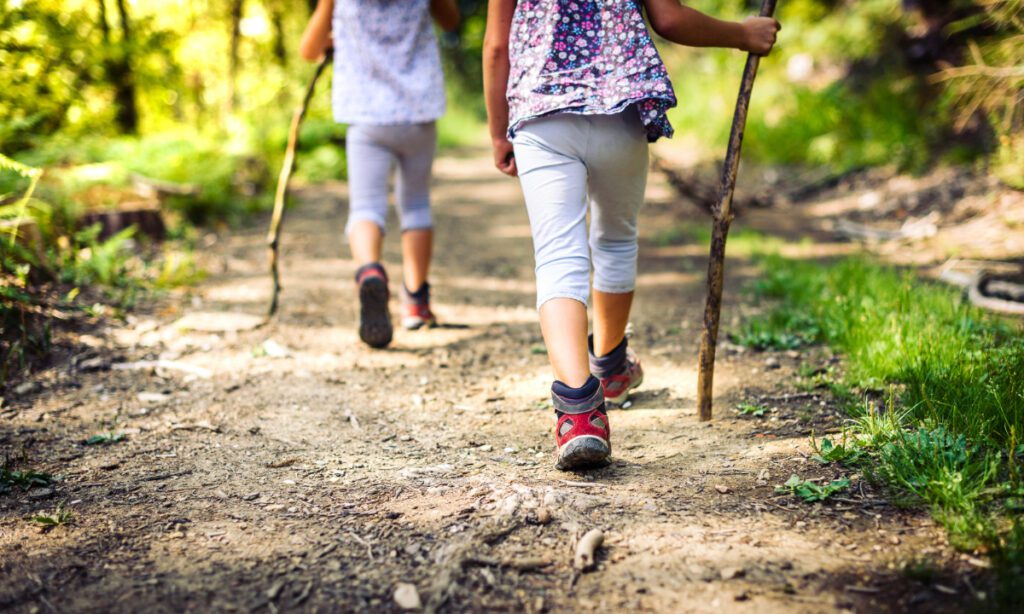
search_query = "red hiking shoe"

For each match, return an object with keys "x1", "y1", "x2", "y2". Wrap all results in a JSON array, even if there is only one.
[
  {"x1": 356, "y1": 263, "x2": 392, "y2": 348},
  {"x1": 590, "y1": 337, "x2": 644, "y2": 406},
  {"x1": 552, "y1": 377, "x2": 611, "y2": 470},
  {"x1": 401, "y1": 282, "x2": 437, "y2": 330},
  {"x1": 598, "y1": 346, "x2": 643, "y2": 405}
]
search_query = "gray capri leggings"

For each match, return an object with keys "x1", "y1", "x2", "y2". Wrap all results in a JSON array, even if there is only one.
[
  {"x1": 345, "y1": 122, "x2": 437, "y2": 234},
  {"x1": 511, "y1": 108, "x2": 649, "y2": 309}
]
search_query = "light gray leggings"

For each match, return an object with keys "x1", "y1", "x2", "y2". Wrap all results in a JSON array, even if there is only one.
[
  {"x1": 345, "y1": 122, "x2": 436, "y2": 234},
  {"x1": 512, "y1": 109, "x2": 649, "y2": 308}
]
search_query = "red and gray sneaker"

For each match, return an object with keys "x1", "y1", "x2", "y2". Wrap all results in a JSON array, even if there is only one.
[
  {"x1": 552, "y1": 376, "x2": 611, "y2": 470},
  {"x1": 401, "y1": 282, "x2": 437, "y2": 330},
  {"x1": 589, "y1": 336, "x2": 644, "y2": 406},
  {"x1": 355, "y1": 263, "x2": 392, "y2": 348}
]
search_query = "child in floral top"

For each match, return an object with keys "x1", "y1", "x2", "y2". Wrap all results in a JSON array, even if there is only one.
[{"x1": 484, "y1": 0, "x2": 779, "y2": 470}]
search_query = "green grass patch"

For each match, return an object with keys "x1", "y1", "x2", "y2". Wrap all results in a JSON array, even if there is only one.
[
  {"x1": 739, "y1": 254, "x2": 1024, "y2": 602},
  {"x1": 736, "y1": 402, "x2": 768, "y2": 417},
  {"x1": 83, "y1": 432, "x2": 126, "y2": 446},
  {"x1": 0, "y1": 468, "x2": 53, "y2": 494},
  {"x1": 30, "y1": 502, "x2": 72, "y2": 531},
  {"x1": 776, "y1": 474, "x2": 851, "y2": 503}
]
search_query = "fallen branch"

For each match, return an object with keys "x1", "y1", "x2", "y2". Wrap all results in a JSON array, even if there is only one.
[
  {"x1": 650, "y1": 154, "x2": 770, "y2": 216},
  {"x1": 112, "y1": 360, "x2": 213, "y2": 379},
  {"x1": 968, "y1": 274, "x2": 1024, "y2": 316},
  {"x1": 463, "y1": 556, "x2": 551, "y2": 571},
  {"x1": 573, "y1": 529, "x2": 604, "y2": 571},
  {"x1": 833, "y1": 212, "x2": 938, "y2": 242}
]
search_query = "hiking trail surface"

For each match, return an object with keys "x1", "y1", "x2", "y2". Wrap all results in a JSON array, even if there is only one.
[{"x1": 1, "y1": 149, "x2": 985, "y2": 613}]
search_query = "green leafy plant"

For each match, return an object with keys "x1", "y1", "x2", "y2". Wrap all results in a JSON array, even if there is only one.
[
  {"x1": 0, "y1": 468, "x2": 53, "y2": 494},
  {"x1": 84, "y1": 432, "x2": 126, "y2": 446},
  {"x1": 736, "y1": 403, "x2": 768, "y2": 417},
  {"x1": 30, "y1": 502, "x2": 73, "y2": 531},
  {"x1": 777, "y1": 474, "x2": 851, "y2": 503},
  {"x1": 811, "y1": 433, "x2": 864, "y2": 464}
]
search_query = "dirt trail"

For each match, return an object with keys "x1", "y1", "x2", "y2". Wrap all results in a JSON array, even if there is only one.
[{"x1": 1, "y1": 149, "x2": 979, "y2": 612}]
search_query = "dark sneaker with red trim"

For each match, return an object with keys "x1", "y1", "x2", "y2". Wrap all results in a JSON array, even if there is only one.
[
  {"x1": 589, "y1": 337, "x2": 644, "y2": 406},
  {"x1": 552, "y1": 376, "x2": 611, "y2": 470},
  {"x1": 401, "y1": 282, "x2": 437, "y2": 330},
  {"x1": 356, "y1": 263, "x2": 392, "y2": 348}
]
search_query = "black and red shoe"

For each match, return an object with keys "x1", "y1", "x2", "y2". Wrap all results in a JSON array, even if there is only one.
[
  {"x1": 552, "y1": 376, "x2": 611, "y2": 470},
  {"x1": 401, "y1": 282, "x2": 437, "y2": 330},
  {"x1": 355, "y1": 263, "x2": 392, "y2": 348},
  {"x1": 589, "y1": 336, "x2": 644, "y2": 406}
]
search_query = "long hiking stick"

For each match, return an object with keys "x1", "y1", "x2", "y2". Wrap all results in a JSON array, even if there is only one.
[
  {"x1": 267, "y1": 51, "x2": 333, "y2": 317},
  {"x1": 696, "y1": 0, "x2": 778, "y2": 421}
]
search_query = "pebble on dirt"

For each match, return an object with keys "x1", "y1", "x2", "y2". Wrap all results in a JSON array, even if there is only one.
[{"x1": 393, "y1": 583, "x2": 422, "y2": 610}]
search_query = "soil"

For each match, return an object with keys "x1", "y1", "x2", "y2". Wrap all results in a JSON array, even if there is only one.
[{"x1": 0, "y1": 149, "x2": 998, "y2": 613}]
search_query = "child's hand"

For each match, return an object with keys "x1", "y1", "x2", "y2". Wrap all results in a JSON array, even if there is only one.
[
  {"x1": 492, "y1": 138, "x2": 517, "y2": 177},
  {"x1": 740, "y1": 17, "x2": 780, "y2": 55}
]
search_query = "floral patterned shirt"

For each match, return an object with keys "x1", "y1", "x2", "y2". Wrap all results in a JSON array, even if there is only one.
[
  {"x1": 331, "y1": 0, "x2": 446, "y2": 125},
  {"x1": 507, "y1": 0, "x2": 677, "y2": 142}
]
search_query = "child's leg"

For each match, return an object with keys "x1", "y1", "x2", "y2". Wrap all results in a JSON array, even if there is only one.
[
  {"x1": 394, "y1": 122, "x2": 437, "y2": 293},
  {"x1": 539, "y1": 298, "x2": 590, "y2": 387},
  {"x1": 586, "y1": 110, "x2": 649, "y2": 342},
  {"x1": 345, "y1": 125, "x2": 397, "y2": 348},
  {"x1": 345, "y1": 125, "x2": 394, "y2": 262},
  {"x1": 585, "y1": 110, "x2": 649, "y2": 402},
  {"x1": 592, "y1": 290, "x2": 634, "y2": 355},
  {"x1": 513, "y1": 118, "x2": 592, "y2": 387},
  {"x1": 401, "y1": 229, "x2": 432, "y2": 294},
  {"x1": 515, "y1": 115, "x2": 609, "y2": 469}
]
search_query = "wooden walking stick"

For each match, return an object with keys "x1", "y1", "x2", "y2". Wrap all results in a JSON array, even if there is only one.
[
  {"x1": 696, "y1": 0, "x2": 778, "y2": 421},
  {"x1": 267, "y1": 50, "x2": 333, "y2": 317}
]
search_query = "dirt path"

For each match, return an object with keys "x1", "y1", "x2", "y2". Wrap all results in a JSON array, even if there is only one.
[{"x1": 1, "y1": 150, "x2": 979, "y2": 612}]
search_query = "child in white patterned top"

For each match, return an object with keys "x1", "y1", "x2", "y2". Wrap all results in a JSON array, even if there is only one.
[{"x1": 300, "y1": 0, "x2": 459, "y2": 348}]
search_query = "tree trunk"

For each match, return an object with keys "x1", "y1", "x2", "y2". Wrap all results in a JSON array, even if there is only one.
[
  {"x1": 110, "y1": 0, "x2": 139, "y2": 133},
  {"x1": 227, "y1": 0, "x2": 245, "y2": 112},
  {"x1": 266, "y1": 0, "x2": 287, "y2": 68},
  {"x1": 97, "y1": 0, "x2": 109, "y2": 41}
]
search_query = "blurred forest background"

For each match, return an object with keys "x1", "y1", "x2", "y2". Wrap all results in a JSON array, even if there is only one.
[{"x1": 1, "y1": 0, "x2": 1021, "y2": 377}]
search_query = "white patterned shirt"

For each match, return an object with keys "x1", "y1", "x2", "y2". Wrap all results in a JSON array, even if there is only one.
[{"x1": 331, "y1": 0, "x2": 446, "y2": 125}]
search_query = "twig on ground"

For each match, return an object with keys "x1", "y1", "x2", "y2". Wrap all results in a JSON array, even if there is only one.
[
  {"x1": 138, "y1": 470, "x2": 193, "y2": 482},
  {"x1": 112, "y1": 360, "x2": 212, "y2": 379},
  {"x1": 574, "y1": 529, "x2": 604, "y2": 571}
]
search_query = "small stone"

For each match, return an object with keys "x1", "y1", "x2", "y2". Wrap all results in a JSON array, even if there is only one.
[
  {"x1": 242, "y1": 492, "x2": 260, "y2": 501},
  {"x1": 78, "y1": 356, "x2": 110, "y2": 372},
  {"x1": 137, "y1": 392, "x2": 171, "y2": 404},
  {"x1": 765, "y1": 356, "x2": 781, "y2": 369},
  {"x1": 720, "y1": 567, "x2": 745, "y2": 581},
  {"x1": 28, "y1": 488, "x2": 54, "y2": 500},
  {"x1": 393, "y1": 583, "x2": 422, "y2": 610},
  {"x1": 535, "y1": 508, "x2": 552, "y2": 524},
  {"x1": 264, "y1": 504, "x2": 285, "y2": 512},
  {"x1": 14, "y1": 382, "x2": 38, "y2": 396},
  {"x1": 714, "y1": 484, "x2": 729, "y2": 494}
]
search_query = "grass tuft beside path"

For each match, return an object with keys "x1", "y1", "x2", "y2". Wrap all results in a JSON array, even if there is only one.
[{"x1": 735, "y1": 254, "x2": 1023, "y2": 603}]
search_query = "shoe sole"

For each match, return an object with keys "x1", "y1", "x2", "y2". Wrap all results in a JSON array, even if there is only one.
[
  {"x1": 359, "y1": 277, "x2": 393, "y2": 348},
  {"x1": 556, "y1": 435, "x2": 611, "y2": 471},
  {"x1": 401, "y1": 316, "x2": 437, "y2": 331},
  {"x1": 605, "y1": 373, "x2": 644, "y2": 406}
]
